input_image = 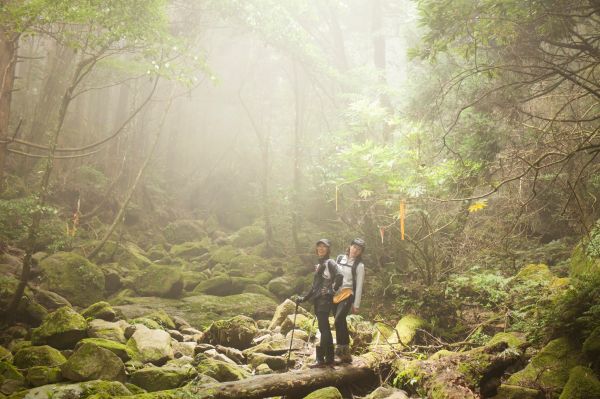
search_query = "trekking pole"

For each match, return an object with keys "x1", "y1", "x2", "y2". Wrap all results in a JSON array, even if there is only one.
[{"x1": 286, "y1": 301, "x2": 299, "y2": 371}]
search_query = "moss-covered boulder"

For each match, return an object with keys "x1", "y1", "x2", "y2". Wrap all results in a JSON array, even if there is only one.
[
  {"x1": 487, "y1": 332, "x2": 526, "y2": 349},
  {"x1": 364, "y1": 385, "x2": 409, "y2": 399},
  {"x1": 269, "y1": 299, "x2": 302, "y2": 330},
  {"x1": 169, "y1": 241, "x2": 209, "y2": 259},
  {"x1": 559, "y1": 366, "x2": 600, "y2": 399},
  {"x1": 243, "y1": 338, "x2": 304, "y2": 356},
  {"x1": 61, "y1": 342, "x2": 126, "y2": 382},
  {"x1": 0, "y1": 361, "x2": 24, "y2": 388},
  {"x1": 132, "y1": 265, "x2": 183, "y2": 298},
  {"x1": 163, "y1": 220, "x2": 206, "y2": 244},
  {"x1": 76, "y1": 338, "x2": 134, "y2": 362},
  {"x1": 202, "y1": 315, "x2": 258, "y2": 350},
  {"x1": 17, "y1": 380, "x2": 131, "y2": 398},
  {"x1": 0, "y1": 347, "x2": 12, "y2": 363},
  {"x1": 243, "y1": 283, "x2": 277, "y2": 300},
  {"x1": 280, "y1": 313, "x2": 310, "y2": 336},
  {"x1": 513, "y1": 263, "x2": 554, "y2": 284},
  {"x1": 208, "y1": 246, "x2": 239, "y2": 266},
  {"x1": 25, "y1": 366, "x2": 62, "y2": 387},
  {"x1": 494, "y1": 384, "x2": 543, "y2": 399},
  {"x1": 246, "y1": 353, "x2": 288, "y2": 371},
  {"x1": 195, "y1": 357, "x2": 249, "y2": 382},
  {"x1": 129, "y1": 365, "x2": 197, "y2": 392},
  {"x1": 193, "y1": 276, "x2": 235, "y2": 296},
  {"x1": 81, "y1": 301, "x2": 116, "y2": 321},
  {"x1": 388, "y1": 315, "x2": 427, "y2": 346},
  {"x1": 33, "y1": 289, "x2": 72, "y2": 311},
  {"x1": 266, "y1": 276, "x2": 297, "y2": 298},
  {"x1": 507, "y1": 337, "x2": 584, "y2": 396},
  {"x1": 126, "y1": 326, "x2": 173, "y2": 365},
  {"x1": 231, "y1": 226, "x2": 265, "y2": 248},
  {"x1": 31, "y1": 307, "x2": 88, "y2": 349},
  {"x1": 38, "y1": 252, "x2": 105, "y2": 307},
  {"x1": 583, "y1": 326, "x2": 600, "y2": 362},
  {"x1": 13, "y1": 345, "x2": 66, "y2": 368},
  {"x1": 302, "y1": 386, "x2": 342, "y2": 399},
  {"x1": 87, "y1": 319, "x2": 127, "y2": 343},
  {"x1": 570, "y1": 243, "x2": 600, "y2": 277},
  {"x1": 144, "y1": 309, "x2": 176, "y2": 330}
]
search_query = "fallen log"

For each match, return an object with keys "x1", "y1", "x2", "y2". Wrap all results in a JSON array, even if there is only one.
[{"x1": 121, "y1": 361, "x2": 379, "y2": 399}]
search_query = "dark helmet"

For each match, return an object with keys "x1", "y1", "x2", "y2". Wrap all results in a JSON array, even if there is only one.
[
  {"x1": 350, "y1": 238, "x2": 366, "y2": 249},
  {"x1": 316, "y1": 238, "x2": 331, "y2": 247}
]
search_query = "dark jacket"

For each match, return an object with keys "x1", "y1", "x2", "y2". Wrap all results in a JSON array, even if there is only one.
[{"x1": 302, "y1": 258, "x2": 343, "y2": 305}]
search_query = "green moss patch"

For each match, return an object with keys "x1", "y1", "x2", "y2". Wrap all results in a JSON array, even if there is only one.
[
  {"x1": 559, "y1": 366, "x2": 600, "y2": 399},
  {"x1": 31, "y1": 307, "x2": 88, "y2": 349}
]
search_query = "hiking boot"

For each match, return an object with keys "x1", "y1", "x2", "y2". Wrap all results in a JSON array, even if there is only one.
[
  {"x1": 309, "y1": 345, "x2": 325, "y2": 368},
  {"x1": 336, "y1": 344, "x2": 352, "y2": 364},
  {"x1": 324, "y1": 344, "x2": 335, "y2": 367}
]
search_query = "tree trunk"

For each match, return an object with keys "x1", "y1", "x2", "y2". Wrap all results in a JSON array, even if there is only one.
[
  {"x1": 371, "y1": 0, "x2": 393, "y2": 143},
  {"x1": 0, "y1": 26, "x2": 17, "y2": 189},
  {"x1": 127, "y1": 364, "x2": 377, "y2": 399},
  {"x1": 290, "y1": 61, "x2": 305, "y2": 253},
  {"x1": 1, "y1": 54, "x2": 97, "y2": 322}
]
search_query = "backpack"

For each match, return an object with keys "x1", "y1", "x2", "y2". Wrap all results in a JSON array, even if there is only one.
[{"x1": 337, "y1": 254, "x2": 359, "y2": 294}]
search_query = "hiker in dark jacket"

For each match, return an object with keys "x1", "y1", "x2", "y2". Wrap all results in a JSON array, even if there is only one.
[
  {"x1": 294, "y1": 238, "x2": 342, "y2": 367},
  {"x1": 333, "y1": 238, "x2": 366, "y2": 364}
]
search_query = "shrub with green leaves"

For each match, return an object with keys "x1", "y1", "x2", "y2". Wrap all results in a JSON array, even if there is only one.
[{"x1": 0, "y1": 196, "x2": 68, "y2": 250}]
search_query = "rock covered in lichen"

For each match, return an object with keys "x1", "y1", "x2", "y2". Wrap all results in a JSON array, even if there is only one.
[
  {"x1": 13, "y1": 345, "x2": 66, "y2": 368},
  {"x1": 60, "y1": 342, "x2": 126, "y2": 382},
  {"x1": 201, "y1": 315, "x2": 257, "y2": 350},
  {"x1": 38, "y1": 252, "x2": 105, "y2": 307},
  {"x1": 129, "y1": 365, "x2": 197, "y2": 392},
  {"x1": 559, "y1": 366, "x2": 600, "y2": 399},
  {"x1": 302, "y1": 386, "x2": 342, "y2": 399},
  {"x1": 126, "y1": 325, "x2": 173, "y2": 365},
  {"x1": 31, "y1": 307, "x2": 87, "y2": 349}
]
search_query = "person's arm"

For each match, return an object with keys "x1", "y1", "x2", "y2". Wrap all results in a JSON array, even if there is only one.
[
  {"x1": 328, "y1": 259, "x2": 343, "y2": 291},
  {"x1": 352, "y1": 263, "x2": 365, "y2": 312}
]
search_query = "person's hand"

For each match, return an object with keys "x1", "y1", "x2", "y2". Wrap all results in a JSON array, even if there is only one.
[
  {"x1": 291, "y1": 295, "x2": 304, "y2": 304},
  {"x1": 351, "y1": 305, "x2": 358, "y2": 314}
]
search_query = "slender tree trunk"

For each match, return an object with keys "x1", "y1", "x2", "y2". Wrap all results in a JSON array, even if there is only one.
[
  {"x1": 87, "y1": 78, "x2": 163, "y2": 260},
  {"x1": 290, "y1": 61, "x2": 306, "y2": 253},
  {"x1": 0, "y1": 26, "x2": 17, "y2": 190},
  {"x1": 371, "y1": 0, "x2": 393, "y2": 143},
  {"x1": 1, "y1": 55, "x2": 97, "y2": 322}
]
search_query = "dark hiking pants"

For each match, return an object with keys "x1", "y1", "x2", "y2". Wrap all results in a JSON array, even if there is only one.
[{"x1": 333, "y1": 295, "x2": 354, "y2": 346}]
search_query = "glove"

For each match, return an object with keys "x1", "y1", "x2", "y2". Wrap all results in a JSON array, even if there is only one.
[{"x1": 292, "y1": 295, "x2": 304, "y2": 304}]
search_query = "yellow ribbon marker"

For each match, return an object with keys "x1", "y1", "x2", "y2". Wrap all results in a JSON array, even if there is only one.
[{"x1": 399, "y1": 200, "x2": 406, "y2": 240}]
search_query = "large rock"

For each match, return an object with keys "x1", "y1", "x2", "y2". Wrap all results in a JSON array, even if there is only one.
[
  {"x1": 129, "y1": 365, "x2": 197, "y2": 392},
  {"x1": 13, "y1": 345, "x2": 66, "y2": 368},
  {"x1": 364, "y1": 385, "x2": 409, "y2": 399},
  {"x1": 33, "y1": 289, "x2": 72, "y2": 311},
  {"x1": 231, "y1": 226, "x2": 265, "y2": 248},
  {"x1": 208, "y1": 245, "x2": 239, "y2": 266},
  {"x1": 559, "y1": 366, "x2": 600, "y2": 399},
  {"x1": 492, "y1": 384, "x2": 542, "y2": 399},
  {"x1": 26, "y1": 366, "x2": 62, "y2": 387},
  {"x1": 81, "y1": 301, "x2": 116, "y2": 321},
  {"x1": 15, "y1": 380, "x2": 131, "y2": 398},
  {"x1": 246, "y1": 353, "x2": 288, "y2": 371},
  {"x1": 243, "y1": 338, "x2": 305, "y2": 357},
  {"x1": 133, "y1": 265, "x2": 183, "y2": 298},
  {"x1": 126, "y1": 325, "x2": 174, "y2": 365},
  {"x1": 388, "y1": 315, "x2": 427, "y2": 346},
  {"x1": 0, "y1": 361, "x2": 25, "y2": 393},
  {"x1": 303, "y1": 386, "x2": 343, "y2": 399},
  {"x1": 267, "y1": 276, "x2": 297, "y2": 298},
  {"x1": 269, "y1": 299, "x2": 310, "y2": 330},
  {"x1": 163, "y1": 220, "x2": 206, "y2": 244},
  {"x1": 202, "y1": 315, "x2": 258, "y2": 350},
  {"x1": 570, "y1": 242, "x2": 600, "y2": 277},
  {"x1": 76, "y1": 338, "x2": 134, "y2": 361},
  {"x1": 0, "y1": 346, "x2": 12, "y2": 363},
  {"x1": 169, "y1": 241, "x2": 209, "y2": 259},
  {"x1": 195, "y1": 357, "x2": 249, "y2": 382},
  {"x1": 38, "y1": 252, "x2": 105, "y2": 307},
  {"x1": 507, "y1": 337, "x2": 584, "y2": 395},
  {"x1": 61, "y1": 342, "x2": 126, "y2": 382},
  {"x1": 31, "y1": 307, "x2": 88, "y2": 349},
  {"x1": 87, "y1": 319, "x2": 128, "y2": 343}
]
